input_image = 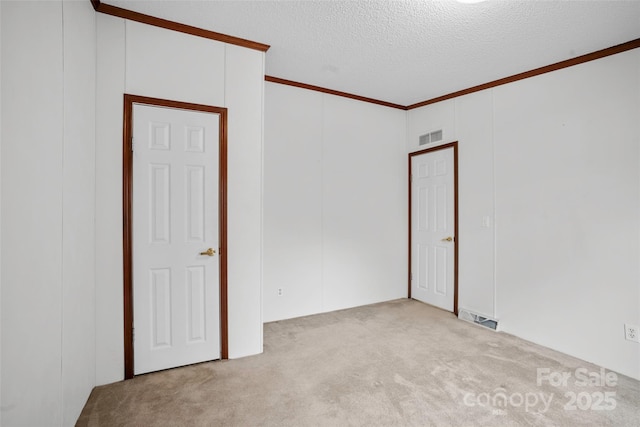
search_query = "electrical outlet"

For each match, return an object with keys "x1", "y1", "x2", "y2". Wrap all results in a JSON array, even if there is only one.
[
  {"x1": 277, "y1": 288, "x2": 283, "y2": 297},
  {"x1": 624, "y1": 324, "x2": 639, "y2": 343}
]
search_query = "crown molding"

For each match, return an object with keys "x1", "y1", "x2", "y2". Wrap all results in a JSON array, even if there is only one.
[
  {"x1": 265, "y1": 76, "x2": 407, "y2": 110},
  {"x1": 90, "y1": 0, "x2": 270, "y2": 52},
  {"x1": 407, "y1": 38, "x2": 640, "y2": 110}
]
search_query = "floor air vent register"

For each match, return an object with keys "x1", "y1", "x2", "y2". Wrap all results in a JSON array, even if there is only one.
[{"x1": 458, "y1": 309, "x2": 498, "y2": 330}]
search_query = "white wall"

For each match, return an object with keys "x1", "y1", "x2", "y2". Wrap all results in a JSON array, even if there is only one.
[
  {"x1": 2, "y1": 4, "x2": 63, "y2": 422},
  {"x1": 95, "y1": 17, "x2": 264, "y2": 384},
  {"x1": 225, "y1": 44, "x2": 265, "y2": 355},
  {"x1": 1, "y1": 1, "x2": 97, "y2": 425},
  {"x1": 61, "y1": 2, "x2": 97, "y2": 424},
  {"x1": 94, "y1": 11, "x2": 125, "y2": 387},
  {"x1": 408, "y1": 49, "x2": 640, "y2": 380},
  {"x1": 263, "y1": 82, "x2": 407, "y2": 322},
  {"x1": 264, "y1": 84, "x2": 323, "y2": 321},
  {"x1": 493, "y1": 50, "x2": 640, "y2": 381}
]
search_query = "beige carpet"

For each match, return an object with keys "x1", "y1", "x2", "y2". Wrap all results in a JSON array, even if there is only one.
[{"x1": 77, "y1": 299, "x2": 640, "y2": 426}]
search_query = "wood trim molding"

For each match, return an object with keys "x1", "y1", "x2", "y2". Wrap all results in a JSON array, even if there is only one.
[
  {"x1": 123, "y1": 94, "x2": 229, "y2": 379},
  {"x1": 265, "y1": 76, "x2": 407, "y2": 110},
  {"x1": 408, "y1": 142, "x2": 459, "y2": 316},
  {"x1": 407, "y1": 38, "x2": 640, "y2": 110},
  {"x1": 453, "y1": 144, "x2": 459, "y2": 316},
  {"x1": 123, "y1": 97, "x2": 133, "y2": 379},
  {"x1": 91, "y1": 0, "x2": 270, "y2": 52},
  {"x1": 266, "y1": 37, "x2": 640, "y2": 111}
]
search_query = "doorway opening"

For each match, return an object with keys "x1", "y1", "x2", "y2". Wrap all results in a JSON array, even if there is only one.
[
  {"x1": 122, "y1": 94, "x2": 228, "y2": 379},
  {"x1": 408, "y1": 142, "x2": 458, "y2": 314}
]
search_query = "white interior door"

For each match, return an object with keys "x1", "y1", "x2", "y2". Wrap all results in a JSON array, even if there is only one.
[
  {"x1": 411, "y1": 147, "x2": 456, "y2": 312},
  {"x1": 133, "y1": 104, "x2": 220, "y2": 375}
]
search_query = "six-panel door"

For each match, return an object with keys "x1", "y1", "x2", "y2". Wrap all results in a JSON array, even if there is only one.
[
  {"x1": 133, "y1": 104, "x2": 220, "y2": 375},
  {"x1": 411, "y1": 147, "x2": 455, "y2": 312}
]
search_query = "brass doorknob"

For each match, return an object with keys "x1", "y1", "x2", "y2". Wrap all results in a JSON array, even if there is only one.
[
  {"x1": 441, "y1": 237, "x2": 454, "y2": 242},
  {"x1": 199, "y1": 248, "x2": 216, "y2": 256}
]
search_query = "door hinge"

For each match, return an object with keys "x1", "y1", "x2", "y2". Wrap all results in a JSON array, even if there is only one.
[
  {"x1": 131, "y1": 138, "x2": 135, "y2": 152},
  {"x1": 132, "y1": 327, "x2": 135, "y2": 342}
]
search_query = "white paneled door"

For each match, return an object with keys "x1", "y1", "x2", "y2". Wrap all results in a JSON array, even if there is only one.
[
  {"x1": 133, "y1": 104, "x2": 220, "y2": 375},
  {"x1": 411, "y1": 146, "x2": 456, "y2": 312}
]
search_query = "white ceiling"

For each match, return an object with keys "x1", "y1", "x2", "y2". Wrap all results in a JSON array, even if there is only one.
[{"x1": 106, "y1": 0, "x2": 640, "y2": 106}]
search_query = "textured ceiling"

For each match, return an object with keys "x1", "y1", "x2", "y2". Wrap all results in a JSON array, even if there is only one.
[{"x1": 105, "y1": 0, "x2": 640, "y2": 106}]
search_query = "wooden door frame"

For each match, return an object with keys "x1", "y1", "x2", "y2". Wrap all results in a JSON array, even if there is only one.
[
  {"x1": 122, "y1": 94, "x2": 228, "y2": 379},
  {"x1": 408, "y1": 141, "x2": 459, "y2": 315}
]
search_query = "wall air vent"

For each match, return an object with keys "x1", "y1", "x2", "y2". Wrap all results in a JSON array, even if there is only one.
[{"x1": 419, "y1": 129, "x2": 443, "y2": 146}]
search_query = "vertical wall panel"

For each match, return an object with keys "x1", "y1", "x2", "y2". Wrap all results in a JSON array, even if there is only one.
[
  {"x1": 322, "y1": 96, "x2": 407, "y2": 312},
  {"x1": 1, "y1": 2, "x2": 98, "y2": 424},
  {"x1": 224, "y1": 44, "x2": 264, "y2": 357},
  {"x1": 95, "y1": 12, "x2": 126, "y2": 386},
  {"x1": 454, "y1": 90, "x2": 496, "y2": 318},
  {"x1": 61, "y1": 1, "x2": 96, "y2": 425},
  {"x1": 125, "y1": 21, "x2": 225, "y2": 105},
  {"x1": 263, "y1": 83, "x2": 323, "y2": 322},
  {"x1": 1, "y1": 2, "x2": 64, "y2": 425}
]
